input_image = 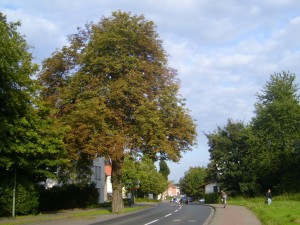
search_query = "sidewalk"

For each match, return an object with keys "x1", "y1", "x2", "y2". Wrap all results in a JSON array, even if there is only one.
[{"x1": 207, "y1": 204, "x2": 261, "y2": 225}]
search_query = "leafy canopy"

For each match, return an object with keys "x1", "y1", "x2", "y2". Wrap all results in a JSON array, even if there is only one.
[
  {"x1": 0, "y1": 13, "x2": 66, "y2": 182},
  {"x1": 38, "y1": 11, "x2": 197, "y2": 212}
]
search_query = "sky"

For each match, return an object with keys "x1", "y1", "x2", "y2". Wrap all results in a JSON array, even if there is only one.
[{"x1": 1, "y1": 0, "x2": 300, "y2": 183}]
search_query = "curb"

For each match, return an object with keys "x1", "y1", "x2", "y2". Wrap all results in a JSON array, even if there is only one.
[{"x1": 203, "y1": 204, "x2": 216, "y2": 225}]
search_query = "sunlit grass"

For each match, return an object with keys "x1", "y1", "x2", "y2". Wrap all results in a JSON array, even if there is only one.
[
  {"x1": 230, "y1": 194, "x2": 300, "y2": 225},
  {"x1": 0, "y1": 205, "x2": 150, "y2": 225}
]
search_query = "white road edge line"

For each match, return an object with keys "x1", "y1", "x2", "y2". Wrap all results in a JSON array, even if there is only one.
[
  {"x1": 144, "y1": 219, "x2": 158, "y2": 225},
  {"x1": 165, "y1": 213, "x2": 172, "y2": 217}
]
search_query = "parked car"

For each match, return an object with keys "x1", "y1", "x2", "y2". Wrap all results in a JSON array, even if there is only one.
[
  {"x1": 199, "y1": 198, "x2": 205, "y2": 203},
  {"x1": 181, "y1": 197, "x2": 188, "y2": 204}
]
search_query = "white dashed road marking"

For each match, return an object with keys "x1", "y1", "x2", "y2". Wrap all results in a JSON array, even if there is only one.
[
  {"x1": 145, "y1": 206, "x2": 182, "y2": 225},
  {"x1": 144, "y1": 219, "x2": 158, "y2": 225}
]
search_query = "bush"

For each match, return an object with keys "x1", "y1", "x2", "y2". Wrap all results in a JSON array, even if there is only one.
[
  {"x1": 0, "y1": 182, "x2": 39, "y2": 217},
  {"x1": 204, "y1": 193, "x2": 219, "y2": 204},
  {"x1": 39, "y1": 183, "x2": 99, "y2": 211}
]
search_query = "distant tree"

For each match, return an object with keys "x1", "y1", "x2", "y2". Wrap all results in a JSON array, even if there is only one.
[
  {"x1": 159, "y1": 160, "x2": 170, "y2": 180},
  {"x1": 179, "y1": 166, "x2": 207, "y2": 199},
  {"x1": 122, "y1": 156, "x2": 138, "y2": 190},
  {"x1": 251, "y1": 71, "x2": 300, "y2": 192},
  {"x1": 137, "y1": 156, "x2": 168, "y2": 198},
  {"x1": 205, "y1": 119, "x2": 258, "y2": 196},
  {"x1": 38, "y1": 11, "x2": 197, "y2": 212},
  {"x1": 123, "y1": 156, "x2": 167, "y2": 199}
]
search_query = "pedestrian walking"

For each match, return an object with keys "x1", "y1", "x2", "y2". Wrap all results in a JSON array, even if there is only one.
[
  {"x1": 266, "y1": 189, "x2": 272, "y2": 205},
  {"x1": 127, "y1": 192, "x2": 132, "y2": 206}
]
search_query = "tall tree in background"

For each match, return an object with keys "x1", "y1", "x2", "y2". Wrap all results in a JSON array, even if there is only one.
[
  {"x1": 122, "y1": 156, "x2": 167, "y2": 199},
  {"x1": 205, "y1": 119, "x2": 257, "y2": 196},
  {"x1": 179, "y1": 166, "x2": 206, "y2": 199},
  {"x1": 137, "y1": 156, "x2": 168, "y2": 198},
  {"x1": 159, "y1": 160, "x2": 170, "y2": 180},
  {"x1": 251, "y1": 71, "x2": 300, "y2": 192},
  {"x1": 39, "y1": 11, "x2": 197, "y2": 212}
]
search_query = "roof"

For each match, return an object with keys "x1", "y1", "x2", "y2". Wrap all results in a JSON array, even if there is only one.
[{"x1": 105, "y1": 165, "x2": 112, "y2": 176}]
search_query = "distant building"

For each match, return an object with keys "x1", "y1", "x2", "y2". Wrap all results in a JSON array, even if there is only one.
[
  {"x1": 44, "y1": 157, "x2": 113, "y2": 204},
  {"x1": 205, "y1": 183, "x2": 219, "y2": 194},
  {"x1": 163, "y1": 182, "x2": 180, "y2": 198},
  {"x1": 91, "y1": 157, "x2": 113, "y2": 203}
]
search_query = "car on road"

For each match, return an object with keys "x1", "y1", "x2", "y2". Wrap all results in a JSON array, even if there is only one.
[{"x1": 198, "y1": 198, "x2": 205, "y2": 203}]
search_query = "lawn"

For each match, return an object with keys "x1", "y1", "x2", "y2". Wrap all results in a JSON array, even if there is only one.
[
  {"x1": 0, "y1": 205, "x2": 149, "y2": 225},
  {"x1": 230, "y1": 194, "x2": 300, "y2": 225}
]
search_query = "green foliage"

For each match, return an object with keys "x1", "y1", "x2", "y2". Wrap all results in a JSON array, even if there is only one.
[
  {"x1": 206, "y1": 71, "x2": 300, "y2": 196},
  {"x1": 251, "y1": 71, "x2": 300, "y2": 192},
  {"x1": 0, "y1": 13, "x2": 66, "y2": 186},
  {"x1": 136, "y1": 156, "x2": 168, "y2": 197},
  {"x1": 38, "y1": 11, "x2": 197, "y2": 213},
  {"x1": 205, "y1": 120, "x2": 258, "y2": 196},
  {"x1": 0, "y1": 182, "x2": 39, "y2": 216},
  {"x1": 179, "y1": 166, "x2": 206, "y2": 199},
  {"x1": 159, "y1": 160, "x2": 170, "y2": 180},
  {"x1": 0, "y1": 13, "x2": 67, "y2": 219},
  {"x1": 203, "y1": 193, "x2": 219, "y2": 204},
  {"x1": 230, "y1": 195, "x2": 300, "y2": 225},
  {"x1": 134, "y1": 197, "x2": 161, "y2": 203},
  {"x1": 122, "y1": 155, "x2": 168, "y2": 198},
  {"x1": 122, "y1": 156, "x2": 138, "y2": 186},
  {"x1": 39, "y1": 183, "x2": 99, "y2": 211}
]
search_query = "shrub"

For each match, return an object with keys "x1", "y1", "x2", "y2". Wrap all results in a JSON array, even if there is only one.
[
  {"x1": 204, "y1": 193, "x2": 219, "y2": 204},
  {"x1": 0, "y1": 182, "x2": 39, "y2": 216},
  {"x1": 39, "y1": 183, "x2": 99, "y2": 211}
]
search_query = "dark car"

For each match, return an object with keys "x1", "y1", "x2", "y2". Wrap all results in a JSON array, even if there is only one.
[{"x1": 181, "y1": 197, "x2": 189, "y2": 204}]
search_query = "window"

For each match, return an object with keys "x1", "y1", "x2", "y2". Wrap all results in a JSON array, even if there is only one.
[
  {"x1": 213, "y1": 186, "x2": 218, "y2": 193},
  {"x1": 95, "y1": 166, "x2": 101, "y2": 180}
]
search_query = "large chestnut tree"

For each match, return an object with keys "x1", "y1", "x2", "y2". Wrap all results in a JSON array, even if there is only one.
[{"x1": 38, "y1": 11, "x2": 197, "y2": 213}]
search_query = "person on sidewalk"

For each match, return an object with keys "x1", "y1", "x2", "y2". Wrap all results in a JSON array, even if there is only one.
[
  {"x1": 221, "y1": 190, "x2": 227, "y2": 208},
  {"x1": 127, "y1": 192, "x2": 132, "y2": 206},
  {"x1": 266, "y1": 189, "x2": 272, "y2": 205}
]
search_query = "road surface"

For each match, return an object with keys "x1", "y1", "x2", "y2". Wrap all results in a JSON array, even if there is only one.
[{"x1": 91, "y1": 202, "x2": 212, "y2": 225}]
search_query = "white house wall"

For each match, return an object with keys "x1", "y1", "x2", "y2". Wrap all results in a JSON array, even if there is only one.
[{"x1": 91, "y1": 157, "x2": 106, "y2": 203}]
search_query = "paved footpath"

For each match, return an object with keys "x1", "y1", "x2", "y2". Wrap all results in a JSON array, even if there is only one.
[
  {"x1": 0, "y1": 203, "x2": 261, "y2": 225},
  {"x1": 207, "y1": 204, "x2": 261, "y2": 225}
]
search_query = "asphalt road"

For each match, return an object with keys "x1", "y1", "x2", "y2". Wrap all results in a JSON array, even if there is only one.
[{"x1": 91, "y1": 203, "x2": 212, "y2": 225}]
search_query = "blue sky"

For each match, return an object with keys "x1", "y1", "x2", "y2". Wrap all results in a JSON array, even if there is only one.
[{"x1": 1, "y1": 0, "x2": 300, "y2": 182}]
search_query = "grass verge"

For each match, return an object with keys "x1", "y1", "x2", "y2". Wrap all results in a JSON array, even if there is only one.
[
  {"x1": 0, "y1": 205, "x2": 149, "y2": 225},
  {"x1": 230, "y1": 193, "x2": 300, "y2": 225}
]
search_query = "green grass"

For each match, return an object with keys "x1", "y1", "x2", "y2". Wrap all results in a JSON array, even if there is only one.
[
  {"x1": 0, "y1": 205, "x2": 149, "y2": 225},
  {"x1": 230, "y1": 193, "x2": 300, "y2": 225}
]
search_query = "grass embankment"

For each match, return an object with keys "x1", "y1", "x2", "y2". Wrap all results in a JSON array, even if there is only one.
[
  {"x1": 0, "y1": 205, "x2": 149, "y2": 225},
  {"x1": 230, "y1": 193, "x2": 300, "y2": 225}
]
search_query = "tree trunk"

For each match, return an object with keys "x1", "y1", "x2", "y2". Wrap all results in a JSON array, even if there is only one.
[{"x1": 111, "y1": 158, "x2": 124, "y2": 213}]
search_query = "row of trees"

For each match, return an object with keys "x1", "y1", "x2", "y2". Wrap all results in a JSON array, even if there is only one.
[
  {"x1": 177, "y1": 72, "x2": 299, "y2": 199},
  {"x1": 205, "y1": 72, "x2": 300, "y2": 196},
  {"x1": 0, "y1": 11, "x2": 197, "y2": 214},
  {"x1": 122, "y1": 157, "x2": 169, "y2": 198}
]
